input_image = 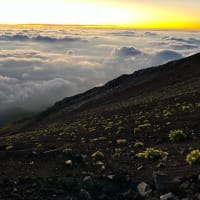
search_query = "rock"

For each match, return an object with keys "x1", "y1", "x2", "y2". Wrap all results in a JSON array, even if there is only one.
[
  {"x1": 125, "y1": 174, "x2": 131, "y2": 182},
  {"x1": 180, "y1": 181, "x2": 191, "y2": 189},
  {"x1": 137, "y1": 165, "x2": 143, "y2": 171},
  {"x1": 83, "y1": 176, "x2": 93, "y2": 185},
  {"x1": 185, "y1": 189, "x2": 193, "y2": 194},
  {"x1": 137, "y1": 182, "x2": 152, "y2": 197},
  {"x1": 82, "y1": 176, "x2": 95, "y2": 191},
  {"x1": 74, "y1": 154, "x2": 86, "y2": 164},
  {"x1": 156, "y1": 163, "x2": 166, "y2": 169},
  {"x1": 153, "y1": 171, "x2": 177, "y2": 192},
  {"x1": 65, "y1": 160, "x2": 73, "y2": 168},
  {"x1": 95, "y1": 161, "x2": 104, "y2": 166},
  {"x1": 160, "y1": 192, "x2": 176, "y2": 200},
  {"x1": 82, "y1": 171, "x2": 88, "y2": 175},
  {"x1": 98, "y1": 194, "x2": 108, "y2": 200},
  {"x1": 173, "y1": 177, "x2": 183, "y2": 185},
  {"x1": 101, "y1": 165, "x2": 106, "y2": 171},
  {"x1": 196, "y1": 193, "x2": 200, "y2": 200},
  {"x1": 29, "y1": 161, "x2": 34, "y2": 165},
  {"x1": 179, "y1": 148, "x2": 186, "y2": 155},
  {"x1": 80, "y1": 189, "x2": 92, "y2": 200},
  {"x1": 107, "y1": 175, "x2": 115, "y2": 180},
  {"x1": 32, "y1": 151, "x2": 37, "y2": 155}
]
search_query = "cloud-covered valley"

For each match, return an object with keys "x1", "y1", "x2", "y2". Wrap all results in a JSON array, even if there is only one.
[{"x1": 0, "y1": 27, "x2": 200, "y2": 120}]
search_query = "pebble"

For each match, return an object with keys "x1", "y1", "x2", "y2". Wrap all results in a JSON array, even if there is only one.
[
  {"x1": 197, "y1": 193, "x2": 200, "y2": 200},
  {"x1": 160, "y1": 192, "x2": 176, "y2": 200},
  {"x1": 83, "y1": 176, "x2": 93, "y2": 185},
  {"x1": 137, "y1": 182, "x2": 152, "y2": 197},
  {"x1": 80, "y1": 189, "x2": 92, "y2": 200},
  {"x1": 180, "y1": 181, "x2": 191, "y2": 189},
  {"x1": 65, "y1": 160, "x2": 73, "y2": 168}
]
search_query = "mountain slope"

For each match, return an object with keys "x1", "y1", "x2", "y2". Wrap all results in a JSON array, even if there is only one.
[
  {"x1": 28, "y1": 52, "x2": 200, "y2": 129},
  {"x1": 0, "y1": 53, "x2": 200, "y2": 199}
]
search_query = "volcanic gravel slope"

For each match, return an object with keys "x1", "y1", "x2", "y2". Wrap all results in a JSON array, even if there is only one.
[{"x1": 0, "y1": 53, "x2": 200, "y2": 199}]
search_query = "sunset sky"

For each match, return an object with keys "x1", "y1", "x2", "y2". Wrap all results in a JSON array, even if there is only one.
[{"x1": 0, "y1": 0, "x2": 199, "y2": 29}]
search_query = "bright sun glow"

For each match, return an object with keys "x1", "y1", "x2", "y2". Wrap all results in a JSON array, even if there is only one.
[
  {"x1": 0, "y1": 0, "x2": 134, "y2": 25},
  {"x1": 0, "y1": 0, "x2": 199, "y2": 29}
]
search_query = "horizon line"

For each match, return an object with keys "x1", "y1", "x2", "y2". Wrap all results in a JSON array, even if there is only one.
[{"x1": 0, "y1": 23, "x2": 200, "y2": 30}]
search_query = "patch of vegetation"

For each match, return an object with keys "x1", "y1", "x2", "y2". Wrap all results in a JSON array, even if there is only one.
[
  {"x1": 186, "y1": 149, "x2": 200, "y2": 165},
  {"x1": 196, "y1": 102, "x2": 200, "y2": 108},
  {"x1": 134, "y1": 127, "x2": 141, "y2": 134},
  {"x1": 115, "y1": 148, "x2": 122, "y2": 153},
  {"x1": 134, "y1": 141, "x2": 144, "y2": 148},
  {"x1": 62, "y1": 148, "x2": 73, "y2": 154},
  {"x1": 116, "y1": 139, "x2": 127, "y2": 145},
  {"x1": 92, "y1": 137, "x2": 107, "y2": 142},
  {"x1": 169, "y1": 129, "x2": 187, "y2": 142},
  {"x1": 137, "y1": 148, "x2": 168, "y2": 160},
  {"x1": 35, "y1": 143, "x2": 43, "y2": 148},
  {"x1": 138, "y1": 123, "x2": 151, "y2": 129},
  {"x1": 91, "y1": 151, "x2": 104, "y2": 161},
  {"x1": 163, "y1": 110, "x2": 172, "y2": 118}
]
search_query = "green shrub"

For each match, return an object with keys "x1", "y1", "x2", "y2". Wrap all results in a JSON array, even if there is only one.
[
  {"x1": 116, "y1": 126, "x2": 125, "y2": 134},
  {"x1": 138, "y1": 123, "x2": 151, "y2": 129},
  {"x1": 186, "y1": 149, "x2": 200, "y2": 165},
  {"x1": 92, "y1": 137, "x2": 107, "y2": 142},
  {"x1": 116, "y1": 139, "x2": 127, "y2": 145},
  {"x1": 134, "y1": 127, "x2": 141, "y2": 134},
  {"x1": 36, "y1": 143, "x2": 43, "y2": 148},
  {"x1": 134, "y1": 141, "x2": 144, "y2": 148},
  {"x1": 163, "y1": 110, "x2": 172, "y2": 117},
  {"x1": 115, "y1": 148, "x2": 122, "y2": 153},
  {"x1": 62, "y1": 148, "x2": 73, "y2": 154},
  {"x1": 196, "y1": 102, "x2": 200, "y2": 108},
  {"x1": 91, "y1": 151, "x2": 104, "y2": 161},
  {"x1": 137, "y1": 148, "x2": 168, "y2": 160},
  {"x1": 169, "y1": 129, "x2": 187, "y2": 142}
]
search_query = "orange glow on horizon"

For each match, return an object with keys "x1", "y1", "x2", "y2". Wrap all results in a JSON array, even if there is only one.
[{"x1": 0, "y1": 0, "x2": 199, "y2": 30}]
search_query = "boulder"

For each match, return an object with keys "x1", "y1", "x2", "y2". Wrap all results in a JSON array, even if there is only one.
[{"x1": 153, "y1": 172, "x2": 177, "y2": 193}]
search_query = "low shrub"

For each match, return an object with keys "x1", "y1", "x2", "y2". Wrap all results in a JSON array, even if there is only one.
[
  {"x1": 169, "y1": 129, "x2": 187, "y2": 142},
  {"x1": 62, "y1": 148, "x2": 73, "y2": 154},
  {"x1": 137, "y1": 148, "x2": 168, "y2": 160},
  {"x1": 186, "y1": 149, "x2": 200, "y2": 165},
  {"x1": 91, "y1": 151, "x2": 104, "y2": 161},
  {"x1": 116, "y1": 139, "x2": 127, "y2": 145},
  {"x1": 134, "y1": 141, "x2": 144, "y2": 148},
  {"x1": 115, "y1": 148, "x2": 122, "y2": 153}
]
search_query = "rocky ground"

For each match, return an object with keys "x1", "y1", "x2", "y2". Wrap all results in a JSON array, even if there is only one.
[{"x1": 1, "y1": 172, "x2": 200, "y2": 199}]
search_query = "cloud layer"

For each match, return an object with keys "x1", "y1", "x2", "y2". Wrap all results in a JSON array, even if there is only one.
[{"x1": 0, "y1": 28, "x2": 200, "y2": 114}]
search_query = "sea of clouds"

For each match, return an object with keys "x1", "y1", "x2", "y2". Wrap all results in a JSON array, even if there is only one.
[{"x1": 0, "y1": 27, "x2": 200, "y2": 117}]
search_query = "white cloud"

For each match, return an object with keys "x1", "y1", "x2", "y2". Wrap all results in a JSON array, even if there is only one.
[
  {"x1": 154, "y1": 50, "x2": 183, "y2": 63},
  {"x1": 112, "y1": 46, "x2": 141, "y2": 58}
]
